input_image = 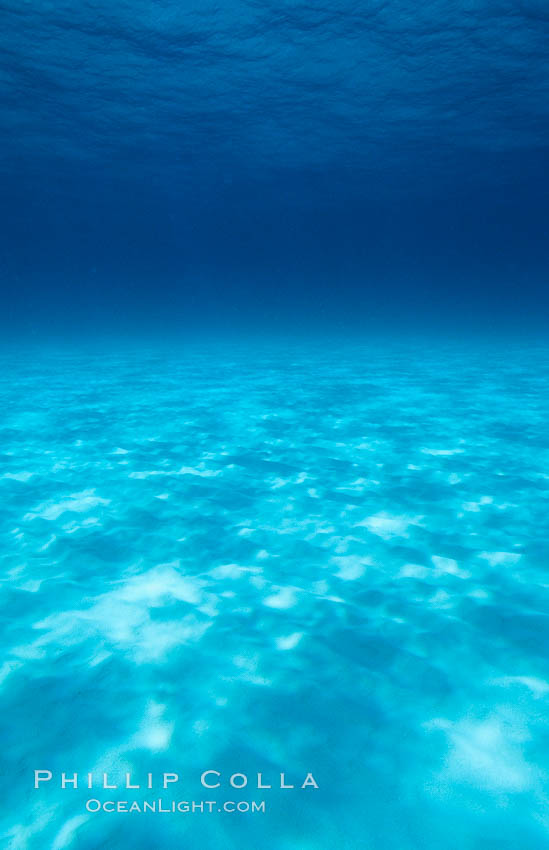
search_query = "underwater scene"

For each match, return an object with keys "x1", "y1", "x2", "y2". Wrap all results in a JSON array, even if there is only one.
[
  {"x1": 1, "y1": 0, "x2": 549, "y2": 848},
  {"x1": 2, "y1": 343, "x2": 549, "y2": 848}
]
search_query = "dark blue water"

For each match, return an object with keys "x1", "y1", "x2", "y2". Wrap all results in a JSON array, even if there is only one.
[
  {"x1": 1, "y1": 3, "x2": 549, "y2": 849},
  {"x1": 1, "y1": 0, "x2": 548, "y2": 334}
]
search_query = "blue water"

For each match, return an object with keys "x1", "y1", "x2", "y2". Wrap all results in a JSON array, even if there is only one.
[
  {"x1": 1, "y1": 0, "x2": 549, "y2": 333},
  {"x1": 2, "y1": 0, "x2": 549, "y2": 846},
  {"x1": 2, "y1": 342, "x2": 549, "y2": 848}
]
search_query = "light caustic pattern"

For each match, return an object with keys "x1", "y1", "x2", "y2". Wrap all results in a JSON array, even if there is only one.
[{"x1": 1, "y1": 342, "x2": 549, "y2": 849}]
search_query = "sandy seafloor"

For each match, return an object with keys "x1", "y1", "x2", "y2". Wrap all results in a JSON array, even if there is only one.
[{"x1": 1, "y1": 340, "x2": 549, "y2": 849}]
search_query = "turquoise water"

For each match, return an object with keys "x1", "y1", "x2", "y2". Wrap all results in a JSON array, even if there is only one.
[{"x1": 2, "y1": 341, "x2": 549, "y2": 848}]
